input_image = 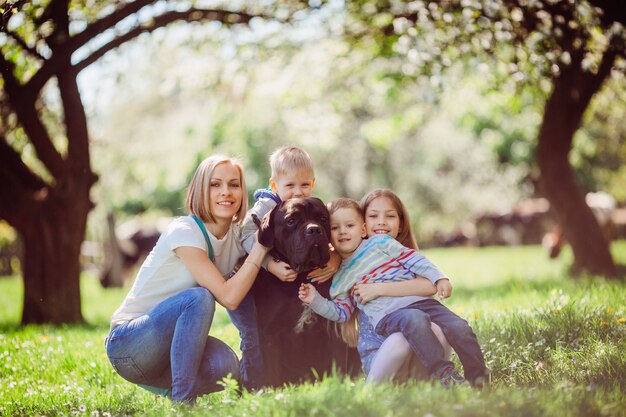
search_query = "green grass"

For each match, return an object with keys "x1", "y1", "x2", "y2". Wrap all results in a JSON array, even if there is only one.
[{"x1": 1, "y1": 242, "x2": 625, "y2": 416}]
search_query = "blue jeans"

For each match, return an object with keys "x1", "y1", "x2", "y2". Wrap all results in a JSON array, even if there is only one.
[
  {"x1": 375, "y1": 299, "x2": 488, "y2": 382},
  {"x1": 227, "y1": 292, "x2": 266, "y2": 390},
  {"x1": 105, "y1": 287, "x2": 240, "y2": 402}
]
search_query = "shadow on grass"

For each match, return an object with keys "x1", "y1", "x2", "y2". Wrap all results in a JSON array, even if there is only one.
[{"x1": 0, "y1": 321, "x2": 108, "y2": 334}]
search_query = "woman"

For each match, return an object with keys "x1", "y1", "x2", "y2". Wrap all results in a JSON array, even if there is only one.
[{"x1": 105, "y1": 155, "x2": 270, "y2": 403}]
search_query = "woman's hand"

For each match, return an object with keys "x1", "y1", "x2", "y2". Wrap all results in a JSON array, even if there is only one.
[
  {"x1": 307, "y1": 248, "x2": 340, "y2": 284},
  {"x1": 298, "y1": 283, "x2": 318, "y2": 304},
  {"x1": 352, "y1": 282, "x2": 383, "y2": 304},
  {"x1": 268, "y1": 259, "x2": 298, "y2": 282}
]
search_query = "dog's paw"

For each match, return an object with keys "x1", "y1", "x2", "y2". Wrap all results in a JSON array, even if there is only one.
[{"x1": 251, "y1": 213, "x2": 262, "y2": 228}]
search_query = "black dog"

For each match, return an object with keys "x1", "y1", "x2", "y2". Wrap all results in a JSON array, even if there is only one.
[{"x1": 251, "y1": 197, "x2": 361, "y2": 386}]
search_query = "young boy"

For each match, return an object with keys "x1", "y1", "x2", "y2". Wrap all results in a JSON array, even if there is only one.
[
  {"x1": 241, "y1": 146, "x2": 317, "y2": 280},
  {"x1": 235, "y1": 146, "x2": 336, "y2": 389},
  {"x1": 298, "y1": 198, "x2": 489, "y2": 387}
]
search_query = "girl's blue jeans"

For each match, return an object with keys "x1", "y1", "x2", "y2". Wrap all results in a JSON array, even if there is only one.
[
  {"x1": 105, "y1": 287, "x2": 240, "y2": 402},
  {"x1": 375, "y1": 299, "x2": 488, "y2": 382}
]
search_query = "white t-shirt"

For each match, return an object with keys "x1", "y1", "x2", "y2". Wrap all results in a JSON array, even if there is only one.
[{"x1": 110, "y1": 216, "x2": 245, "y2": 327}]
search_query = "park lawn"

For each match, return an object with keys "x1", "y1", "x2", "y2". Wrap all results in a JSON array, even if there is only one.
[{"x1": 0, "y1": 242, "x2": 625, "y2": 417}]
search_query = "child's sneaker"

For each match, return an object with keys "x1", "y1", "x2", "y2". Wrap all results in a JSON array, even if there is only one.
[{"x1": 438, "y1": 367, "x2": 467, "y2": 388}]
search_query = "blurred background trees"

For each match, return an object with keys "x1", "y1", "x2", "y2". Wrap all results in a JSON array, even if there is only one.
[
  {"x1": 1, "y1": 0, "x2": 624, "y2": 324},
  {"x1": 0, "y1": 0, "x2": 282, "y2": 324}
]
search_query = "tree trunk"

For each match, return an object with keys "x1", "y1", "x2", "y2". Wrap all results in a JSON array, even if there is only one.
[
  {"x1": 536, "y1": 49, "x2": 617, "y2": 277},
  {"x1": 99, "y1": 212, "x2": 126, "y2": 288},
  {"x1": 20, "y1": 178, "x2": 92, "y2": 325}
]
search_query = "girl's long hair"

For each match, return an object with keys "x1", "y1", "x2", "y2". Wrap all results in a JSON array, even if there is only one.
[
  {"x1": 360, "y1": 188, "x2": 419, "y2": 250},
  {"x1": 339, "y1": 189, "x2": 421, "y2": 346}
]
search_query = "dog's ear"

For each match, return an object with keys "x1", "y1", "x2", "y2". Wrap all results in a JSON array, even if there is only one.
[
  {"x1": 312, "y1": 198, "x2": 331, "y2": 236},
  {"x1": 257, "y1": 205, "x2": 277, "y2": 248}
]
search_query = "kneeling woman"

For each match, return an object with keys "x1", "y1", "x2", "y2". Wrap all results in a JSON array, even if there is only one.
[{"x1": 106, "y1": 155, "x2": 269, "y2": 403}]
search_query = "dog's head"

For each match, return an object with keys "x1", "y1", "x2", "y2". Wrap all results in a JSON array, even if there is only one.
[{"x1": 256, "y1": 197, "x2": 331, "y2": 273}]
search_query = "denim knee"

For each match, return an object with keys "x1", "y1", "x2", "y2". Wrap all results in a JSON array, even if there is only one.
[
  {"x1": 442, "y1": 317, "x2": 474, "y2": 339},
  {"x1": 377, "y1": 308, "x2": 431, "y2": 336},
  {"x1": 210, "y1": 338, "x2": 240, "y2": 382},
  {"x1": 184, "y1": 287, "x2": 216, "y2": 317},
  {"x1": 398, "y1": 308, "x2": 430, "y2": 325},
  {"x1": 195, "y1": 336, "x2": 241, "y2": 395}
]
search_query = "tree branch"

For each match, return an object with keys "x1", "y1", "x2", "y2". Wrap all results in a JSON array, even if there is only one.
[
  {"x1": 579, "y1": 40, "x2": 618, "y2": 107},
  {"x1": 588, "y1": 0, "x2": 626, "y2": 26},
  {"x1": 56, "y1": 66, "x2": 96, "y2": 188},
  {"x1": 46, "y1": 0, "x2": 70, "y2": 50},
  {"x1": 4, "y1": 30, "x2": 46, "y2": 60},
  {"x1": 0, "y1": 134, "x2": 48, "y2": 191},
  {"x1": 74, "y1": 8, "x2": 260, "y2": 73},
  {"x1": 25, "y1": 1, "x2": 263, "y2": 97},
  {"x1": 0, "y1": 136, "x2": 41, "y2": 229},
  {"x1": 24, "y1": 0, "x2": 154, "y2": 97},
  {"x1": 1, "y1": 0, "x2": 29, "y2": 29},
  {"x1": 0, "y1": 54, "x2": 67, "y2": 179}
]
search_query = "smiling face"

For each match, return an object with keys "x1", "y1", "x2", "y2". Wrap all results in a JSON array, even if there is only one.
[
  {"x1": 209, "y1": 162, "x2": 243, "y2": 223},
  {"x1": 364, "y1": 196, "x2": 401, "y2": 240},
  {"x1": 330, "y1": 207, "x2": 367, "y2": 259},
  {"x1": 270, "y1": 169, "x2": 315, "y2": 201}
]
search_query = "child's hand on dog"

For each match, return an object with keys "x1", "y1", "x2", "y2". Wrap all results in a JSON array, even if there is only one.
[
  {"x1": 298, "y1": 283, "x2": 317, "y2": 304},
  {"x1": 269, "y1": 259, "x2": 298, "y2": 282}
]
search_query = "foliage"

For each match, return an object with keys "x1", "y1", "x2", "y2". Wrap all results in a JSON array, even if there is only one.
[
  {"x1": 458, "y1": 70, "x2": 626, "y2": 195},
  {"x1": 79, "y1": 0, "x2": 625, "y2": 244},
  {"x1": 85, "y1": 30, "x2": 526, "y2": 239},
  {"x1": 338, "y1": 0, "x2": 626, "y2": 276},
  {"x1": 340, "y1": 0, "x2": 626, "y2": 192},
  {"x1": 1, "y1": 243, "x2": 626, "y2": 416},
  {"x1": 0, "y1": 0, "x2": 314, "y2": 323}
]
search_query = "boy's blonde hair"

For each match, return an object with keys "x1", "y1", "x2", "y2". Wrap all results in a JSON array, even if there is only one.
[
  {"x1": 327, "y1": 197, "x2": 363, "y2": 219},
  {"x1": 360, "y1": 189, "x2": 419, "y2": 251},
  {"x1": 269, "y1": 146, "x2": 314, "y2": 179},
  {"x1": 327, "y1": 197, "x2": 363, "y2": 347},
  {"x1": 186, "y1": 155, "x2": 248, "y2": 224}
]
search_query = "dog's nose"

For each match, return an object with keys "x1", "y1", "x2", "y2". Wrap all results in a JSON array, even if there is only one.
[{"x1": 305, "y1": 224, "x2": 322, "y2": 235}]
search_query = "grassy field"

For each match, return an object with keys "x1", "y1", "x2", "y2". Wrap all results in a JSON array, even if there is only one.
[{"x1": 1, "y1": 243, "x2": 625, "y2": 417}]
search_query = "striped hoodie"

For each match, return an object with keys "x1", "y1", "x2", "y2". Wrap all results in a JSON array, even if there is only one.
[{"x1": 309, "y1": 234, "x2": 446, "y2": 327}]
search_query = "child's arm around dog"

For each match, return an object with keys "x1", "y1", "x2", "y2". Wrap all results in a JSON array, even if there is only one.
[{"x1": 298, "y1": 283, "x2": 355, "y2": 323}]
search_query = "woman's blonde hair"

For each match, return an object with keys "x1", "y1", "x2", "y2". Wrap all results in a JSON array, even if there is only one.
[
  {"x1": 185, "y1": 155, "x2": 248, "y2": 224},
  {"x1": 360, "y1": 189, "x2": 419, "y2": 251}
]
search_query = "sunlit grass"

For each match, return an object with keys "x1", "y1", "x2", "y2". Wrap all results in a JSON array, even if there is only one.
[{"x1": 1, "y1": 242, "x2": 625, "y2": 416}]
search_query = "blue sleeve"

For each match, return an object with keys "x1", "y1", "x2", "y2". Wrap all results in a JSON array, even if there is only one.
[
  {"x1": 380, "y1": 235, "x2": 446, "y2": 284},
  {"x1": 309, "y1": 292, "x2": 356, "y2": 323}
]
